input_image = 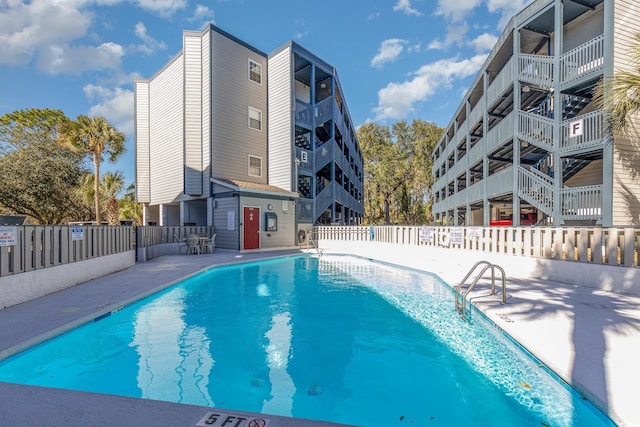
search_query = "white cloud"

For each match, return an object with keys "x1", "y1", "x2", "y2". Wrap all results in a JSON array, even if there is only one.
[
  {"x1": 189, "y1": 4, "x2": 215, "y2": 25},
  {"x1": 469, "y1": 32, "x2": 498, "y2": 52},
  {"x1": 393, "y1": 0, "x2": 422, "y2": 16},
  {"x1": 0, "y1": 0, "x2": 92, "y2": 67},
  {"x1": 295, "y1": 31, "x2": 308, "y2": 40},
  {"x1": 446, "y1": 23, "x2": 469, "y2": 45},
  {"x1": 135, "y1": 0, "x2": 187, "y2": 17},
  {"x1": 487, "y1": 0, "x2": 532, "y2": 30},
  {"x1": 408, "y1": 43, "x2": 422, "y2": 53},
  {"x1": 84, "y1": 84, "x2": 135, "y2": 136},
  {"x1": 130, "y1": 22, "x2": 167, "y2": 55},
  {"x1": 368, "y1": 11, "x2": 381, "y2": 20},
  {"x1": 373, "y1": 54, "x2": 488, "y2": 121},
  {"x1": 427, "y1": 39, "x2": 445, "y2": 50},
  {"x1": 371, "y1": 38, "x2": 407, "y2": 68},
  {"x1": 435, "y1": 0, "x2": 481, "y2": 23},
  {"x1": 39, "y1": 42, "x2": 124, "y2": 74}
]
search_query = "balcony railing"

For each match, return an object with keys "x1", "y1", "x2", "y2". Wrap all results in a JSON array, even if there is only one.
[
  {"x1": 560, "y1": 35, "x2": 604, "y2": 88},
  {"x1": 518, "y1": 110, "x2": 555, "y2": 151},
  {"x1": 295, "y1": 100, "x2": 312, "y2": 128},
  {"x1": 295, "y1": 147, "x2": 314, "y2": 174},
  {"x1": 315, "y1": 182, "x2": 335, "y2": 219},
  {"x1": 486, "y1": 112, "x2": 514, "y2": 154},
  {"x1": 468, "y1": 103, "x2": 483, "y2": 128},
  {"x1": 518, "y1": 166, "x2": 554, "y2": 216},
  {"x1": 560, "y1": 109, "x2": 605, "y2": 155},
  {"x1": 314, "y1": 97, "x2": 333, "y2": 125},
  {"x1": 487, "y1": 57, "x2": 514, "y2": 107},
  {"x1": 561, "y1": 185, "x2": 602, "y2": 221},
  {"x1": 486, "y1": 166, "x2": 513, "y2": 197},
  {"x1": 519, "y1": 53, "x2": 554, "y2": 87}
]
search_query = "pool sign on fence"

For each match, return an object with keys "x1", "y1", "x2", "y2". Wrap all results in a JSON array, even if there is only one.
[
  {"x1": 196, "y1": 411, "x2": 270, "y2": 427},
  {"x1": 71, "y1": 226, "x2": 84, "y2": 241},
  {"x1": 0, "y1": 226, "x2": 17, "y2": 246}
]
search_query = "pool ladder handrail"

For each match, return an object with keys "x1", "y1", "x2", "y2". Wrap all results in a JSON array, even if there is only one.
[
  {"x1": 307, "y1": 231, "x2": 324, "y2": 257},
  {"x1": 455, "y1": 261, "x2": 507, "y2": 318}
]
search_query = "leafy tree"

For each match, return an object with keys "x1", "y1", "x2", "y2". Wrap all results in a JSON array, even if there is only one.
[
  {"x1": 0, "y1": 109, "x2": 88, "y2": 224},
  {"x1": 76, "y1": 171, "x2": 125, "y2": 225},
  {"x1": 119, "y1": 182, "x2": 143, "y2": 226},
  {"x1": 358, "y1": 119, "x2": 442, "y2": 225},
  {"x1": 58, "y1": 115, "x2": 126, "y2": 225}
]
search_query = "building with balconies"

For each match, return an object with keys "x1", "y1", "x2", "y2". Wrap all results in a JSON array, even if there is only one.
[
  {"x1": 135, "y1": 24, "x2": 363, "y2": 250},
  {"x1": 431, "y1": 0, "x2": 640, "y2": 227}
]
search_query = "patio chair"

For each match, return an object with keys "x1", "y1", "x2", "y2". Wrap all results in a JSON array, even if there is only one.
[
  {"x1": 200, "y1": 233, "x2": 216, "y2": 254},
  {"x1": 174, "y1": 234, "x2": 188, "y2": 254},
  {"x1": 186, "y1": 235, "x2": 201, "y2": 255}
]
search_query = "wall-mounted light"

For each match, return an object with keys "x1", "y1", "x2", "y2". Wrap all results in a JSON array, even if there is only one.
[
  {"x1": 522, "y1": 85, "x2": 530, "y2": 93},
  {"x1": 320, "y1": 82, "x2": 327, "y2": 89}
]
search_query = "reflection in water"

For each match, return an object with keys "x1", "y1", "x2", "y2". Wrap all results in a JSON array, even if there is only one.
[
  {"x1": 131, "y1": 288, "x2": 214, "y2": 406},
  {"x1": 262, "y1": 312, "x2": 295, "y2": 416}
]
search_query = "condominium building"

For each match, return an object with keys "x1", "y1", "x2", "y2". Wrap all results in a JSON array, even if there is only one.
[
  {"x1": 431, "y1": 0, "x2": 640, "y2": 227},
  {"x1": 135, "y1": 25, "x2": 363, "y2": 250}
]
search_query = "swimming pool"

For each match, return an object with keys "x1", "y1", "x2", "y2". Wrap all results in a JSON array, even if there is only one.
[{"x1": 0, "y1": 255, "x2": 613, "y2": 426}]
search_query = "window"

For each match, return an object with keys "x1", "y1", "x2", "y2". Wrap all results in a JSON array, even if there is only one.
[
  {"x1": 249, "y1": 60, "x2": 262, "y2": 84},
  {"x1": 248, "y1": 107, "x2": 262, "y2": 131},
  {"x1": 249, "y1": 155, "x2": 262, "y2": 177}
]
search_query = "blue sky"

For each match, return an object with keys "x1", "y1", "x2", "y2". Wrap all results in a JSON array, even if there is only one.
[{"x1": 0, "y1": 0, "x2": 532, "y2": 187}]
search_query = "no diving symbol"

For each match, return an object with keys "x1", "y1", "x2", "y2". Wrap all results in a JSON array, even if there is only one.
[{"x1": 248, "y1": 419, "x2": 266, "y2": 427}]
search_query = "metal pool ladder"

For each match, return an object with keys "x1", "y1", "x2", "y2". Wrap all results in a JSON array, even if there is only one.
[{"x1": 455, "y1": 261, "x2": 507, "y2": 319}]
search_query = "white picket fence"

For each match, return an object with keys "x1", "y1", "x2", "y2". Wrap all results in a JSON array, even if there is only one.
[{"x1": 314, "y1": 225, "x2": 639, "y2": 268}]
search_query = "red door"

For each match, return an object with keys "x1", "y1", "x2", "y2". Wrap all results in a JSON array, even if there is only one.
[{"x1": 243, "y1": 206, "x2": 260, "y2": 249}]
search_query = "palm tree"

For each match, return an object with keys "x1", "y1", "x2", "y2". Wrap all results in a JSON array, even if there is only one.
[
  {"x1": 58, "y1": 115, "x2": 125, "y2": 224},
  {"x1": 102, "y1": 171, "x2": 125, "y2": 225},
  {"x1": 595, "y1": 33, "x2": 640, "y2": 134},
  {"x1": 119, "y1": 182, "x2": 143, "y2": 226}
]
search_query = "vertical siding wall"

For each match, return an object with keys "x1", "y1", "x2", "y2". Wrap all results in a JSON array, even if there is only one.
[
  {"x1": 612, "y1": 0, "x2": 640, "y2": 225},
  {"x1": 201, "y1": 31, "x2": 211, "y2": 197},
  {"x1": 184, "y1": 32, "x2": 204, "y2": 196},
  {"x1": 0, "y1": 226, "x2": 134, "y2": 277},
  {"x1": 149, "y1": 55, "x2": 185, "y2": 205},
  {"x1": 213, "y1": 196, "x2": 240, "y2": 250},
  {"x1": 210, "y1": 30, "x2": 268, "y2": 182},
  {"x1": 268, "y1": 47, "x2": 294, "y2": 191},
  {"x1": 134, "y1": 80, "x2": 150, "y2": 203}
]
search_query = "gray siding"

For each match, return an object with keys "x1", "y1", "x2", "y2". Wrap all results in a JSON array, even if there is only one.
[
  {"x1": 202, "y1": 31, "x2": 211, "y2": 193},
  {"x1": 213, "y1": 196, "x2": 240, "y2": 250},
  {"x1": 241, "y1": 196, "x2": 296, "y2": 248},
  {"x1": 184, "y1": 32, "x2": 203, "y2": 196},
  {"x1": 612, "y1": 0, "x2": 640, "y2": 225},
  {"x1": 210, "y1": 30, "x2": 268, "y2": 182},
  {"x1": 267, "y1": 47, "x2": 294, "y2": 191},
  {"x1": 134, "y1": 80, "x2": 150, "y2": 203},
  {"x1": 149, "y1": 55, "x2": 184, "y2": 205}
]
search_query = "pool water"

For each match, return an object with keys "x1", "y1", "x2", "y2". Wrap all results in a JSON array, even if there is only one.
[{"x1": 0, "y1": 255, "x2": 613, "y2": 426}]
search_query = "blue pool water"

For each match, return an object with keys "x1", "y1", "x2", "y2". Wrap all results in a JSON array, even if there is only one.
[{"x1": 0, "y1": 255, "x2": 613, "y2": 426}]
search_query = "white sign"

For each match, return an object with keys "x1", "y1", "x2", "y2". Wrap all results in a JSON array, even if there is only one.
[
  {"x1": 419, "y1": 226, "x2": 434, "y2": 243},
  {"x1": 71, "y1": 226, "x2": 84, "y2": 241},
  {"x1": 300, "y1": 150, "x2": 308, "y2": 163},
  {"x1": 449, "y1": 227, "x2": 464, "y2": 245},
  {"x1": 227, "y1": 211, "x2": 235, "y2": 231},
  {"x1": 197, "y1": 411, "x2": 270, "y2": 427},
  {"x1": 0, "y1": 226, "x2": 17, "y2": 246},
  {"x1": 468, "y1": 227, "x2": 481, "y2": 239},
  {"x1": 569, "y1": 119, "x2": 583, "y2": 138}
]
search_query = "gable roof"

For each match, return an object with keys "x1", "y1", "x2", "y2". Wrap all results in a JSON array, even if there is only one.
[{"x1": 211, "y1": 178, "x2": 298, "y2": 198}]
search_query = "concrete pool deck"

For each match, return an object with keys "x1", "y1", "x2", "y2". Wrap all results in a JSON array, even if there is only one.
[{"x1": 0, "y1": 244, "x2": 639, "y2": 426}]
